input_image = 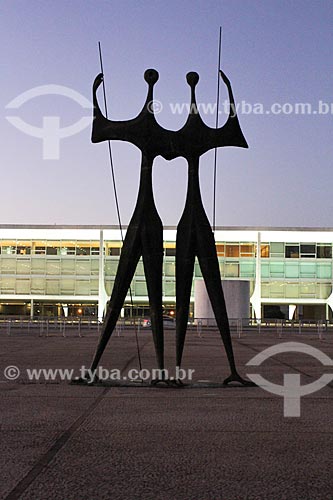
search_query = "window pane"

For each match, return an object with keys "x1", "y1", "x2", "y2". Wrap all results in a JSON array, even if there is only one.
[
  {"x1": 285, "y1": 262, "x2": 299, "y2": 278},
  {"x1": 299, "y1": 262, "x2": 316, "y2": 278},
  {"x1": 2, "y1": 258, "x2": 16, "y2": 273},
  {"x1": 31, "y1": 258, "x2": 46, "y2": 274},
  {"x1": 270, "y1": 242, "x2": 284, "y2": 256},
  {"x1": 317, "y1": 263, "x2": 332, "y2": 279},
  {"x1": 17, "y1": 259, "x2": 31, "y2": 274},
  {"x1": 31, "y1": 278, "x2": 45, "y2": 293},
  {"x1": 216, "y1": 244, "x2": 225, "y2": 256},
  {"x1": 46, "y1": 280, "x2": 60, "y2": 294},
  {"x1": 240, "y1": 261, "x2": 255, "y2": 277},
  {"x1": 226, "y1": 244, "x2": 239, "y2": 257},
  {"x1": 225, "y1": 263, "x2": 239, "y2": 277},
  {"x1": 270, "y1": 262, "x2": 284, "y2": 277},
  {"x1": 16, "y1": 279, "x2": 30, "y2": 294},
  {"x1": 261, "y1": 244, "x2": 270, "y2": 258},
  {"x1": 317, "y1": 245, "x2": 332, "y2": 258},
  {"x1": 46, "y1": 259, "x2": 60, "y2": 275},
  {"x1": 285, "y1": 245, "x2": 299, "y2": 258}
]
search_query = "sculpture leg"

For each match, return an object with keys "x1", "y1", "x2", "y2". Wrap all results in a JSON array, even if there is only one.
[
  {"x1": 141, "y1": 219, "x2": 164, "y2": 372},
  {"x1": 175, "y1": 222, "x2": 196, "y2": 368},
  {"x1": 196, "y1": 225, "x2": 255, "y2": 386},
  {"x1": 90, "y1": 223, "x2": 142, "y2": 372}
]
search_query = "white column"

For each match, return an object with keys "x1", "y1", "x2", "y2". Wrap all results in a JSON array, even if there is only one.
[
  {"x1": 289, "y1": 304, "x2": 296, "y2": 320},
  {"x1": 98, "y1": 229, "x2": 108, "y2": 321},
  {"x1": 250, "y1": 231, "x2": 261, "y2": 322}
]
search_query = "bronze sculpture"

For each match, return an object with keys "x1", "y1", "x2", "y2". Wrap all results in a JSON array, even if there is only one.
[{"x1": 90, "y1": 68, "x2": 254, "y2": 386}]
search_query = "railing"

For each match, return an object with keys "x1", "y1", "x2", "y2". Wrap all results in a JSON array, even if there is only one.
[{"x1": 0, "y1": 315, "x2": 331, "y2": 339}]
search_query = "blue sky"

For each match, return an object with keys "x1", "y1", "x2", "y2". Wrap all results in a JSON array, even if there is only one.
[{"x1": 1, "y1": 0, "x2": 333, "y2": 227}]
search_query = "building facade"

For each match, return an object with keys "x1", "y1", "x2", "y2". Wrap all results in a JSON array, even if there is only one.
[{"x1": 1, "y1": 225, "x2": 333, "y2": 321}]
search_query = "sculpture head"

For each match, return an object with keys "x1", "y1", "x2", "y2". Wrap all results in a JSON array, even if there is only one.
[
  {"x1": 186, "y1": 72, "x2": 199, "y2": 88},
  {"x1": 144, "y1": 69, "x2": 159, "y2": 85}
]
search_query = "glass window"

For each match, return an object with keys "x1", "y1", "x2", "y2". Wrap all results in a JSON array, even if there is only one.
[
  {"x1": 90, "y1": 279, "x2": 99, "y2": 294},
  {"x1": 317, "y1": 283, "x2": 332, "y2": 299},
  {"x1": 270, "y1": 262, "x2": 284, "y2": 277},
  {"x1": 46, "y1": 259, "x2": 60, "y2": 275},
  {"x1": 261, "y1": 244, "x2": 270, "y2": 258},
  {"x1": 270, "y1": 242, "x2": 284, "y2": 257},
  {"x1": 60, "y1": 279, "x2": 75, "y2": 294},
  {"x1": 285, "y1": 245, "x2": 299, "y2": 258},
  {"x1": 299, "y1": 262, "x2": 316, "y2": 278},
  {"x1": 135, "y1": 281, "x2": 147, "y2": 296},
  {"x1": 105, "y1": 259, "x2": 119, "y2": 276},
  {"x1": 300, "y1": 244, "x2": 315, "y2": 258},
  {"x1": 269, "y1": 282, "x2": 285, "y2": 298},
  {"x1": 240, "y1": 244, "x2": 255, "y2": 257},
  {"x1": 240, "y1": 261, "x2": 255, "y2": 277},
  {"x1": 285, "y1": 262, "x2": 299, "y2": 278},
  {"x1": 299, "y1": 283, "x2": 316, "y2": 297},
  {"x1": 46, "y1": 280, "x2": 60, "y2": 294},
  {"x1": 17, "y1": 242, "x2": 31, "y2": 255},
  {"x1": 261, "y1": 262, "x2": 269, "y2": 278},
  {"x1": 75, "y1": 280, "x2": 90, "y2": 295},
  {"x1": 91, "y1": 259, "x2": 99, "y2": 275},
  {"x1": 226, "y1": 244, "x2": 239, "y2": 258},
  {"x1": 61, "y1": 259, "x2": 75, "y2": 275},
  {"x1": 108, "y1": 247, "x2": 121, "y2": 256},
  {"x1": 285, "y1": 283, "x2": 299, "y2": 298},
  {"x1": 2, "y1": 245, "x2": 16, "y2": 255},
  {"x1": 164, "y1": 261, "x2": 175, "y2": 277},
  {"x1": 31, "y1": 258, "x2": 46, "y2": 274},
  {"x1": 164, "y1": 281, "x2": 175, "y2": 296},
  {"x1": 17, "y1": 259, "x2": 31, "y2": 274},
  {"x1": 31, "y1": 278, "x2": 45, "y2": 293},
  {"x1": 317, "y1": 245, "x2": 332, "y2": 259},
  {"x1": 76, "y1": 244, "x2": 90, "y2": 256},
  {"x1": 1, "y1": 277, "x2": 15, "y2": 293},
  {"x1": 91, "y1": 244, "x2": 100, "y2": 255},
  {"x1": 317, "y1": 263, "x2": 332, "y2": 279},
  {"x1": 105, "y1": 279, "x2": 114, "y2": 295},
  {"x1": 16, "y1": 279, "x2": 30, "y2": 294},
  {"x1": 165, "y1": 248, "x2": 176, "y2": 257},
  {"x1": 225, "y1": 263, "x2": 239, "y2": 277},
  {"x1": 195, "y1": 262, "x2": 202, "y2": 277},
  {"x1": 135, "y1": 260, "x2": 145, "y2": 276},
  {"x1": 75, "y1": 260, "x2": 90, "y2": 275},
  {"x1": 216, "y1": 244, "x2": 225, "y2": 256},
  {"x1": 1, "y1": 258, "x2": 16, "y2": 273},
  {"x1": 34, "y1": 242, "x2": 46, "y2": 255}
]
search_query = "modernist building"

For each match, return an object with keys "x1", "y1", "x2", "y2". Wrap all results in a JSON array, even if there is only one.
[{"x1": 1, "y1": 224, "x2": 333, "y2": 321}]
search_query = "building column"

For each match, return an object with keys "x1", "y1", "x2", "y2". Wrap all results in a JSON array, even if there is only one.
[
  {"x1": 98, "y1": 229, "x2": 108, "y2": 321},
  {"x1": 250, "y1": 231, "x2": 261, "y2": 321},
  {"x1": 30, "y1": 299, "x2": 34, "y2": 318},
  {"x1": 289, "y1": 304, "x2": 296, "y2": 320}
]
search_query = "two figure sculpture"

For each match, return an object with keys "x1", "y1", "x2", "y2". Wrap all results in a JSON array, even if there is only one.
[{"x1": 90, "y1": 67, "x2": 252, "y2": 385}]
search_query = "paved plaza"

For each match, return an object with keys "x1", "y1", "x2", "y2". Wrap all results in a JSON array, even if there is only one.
[{"x1": 1, "y1": 327, "x2": 333, "y2": 500}]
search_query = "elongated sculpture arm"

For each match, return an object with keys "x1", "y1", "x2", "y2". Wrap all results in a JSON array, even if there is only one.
[
  {"x1": 91, "y1": 73, "x2": 139, "y2": 145},
  {"x1": 208, "y1": 70, "x2": 248, "y2": 150}
]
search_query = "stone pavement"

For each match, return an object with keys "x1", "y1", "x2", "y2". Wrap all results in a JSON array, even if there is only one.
[{"x1": 1, "y1": 328, "x2": 333, "y2": 500}]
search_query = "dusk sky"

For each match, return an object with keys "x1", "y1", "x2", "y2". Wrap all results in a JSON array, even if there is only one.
[{"x1": 2, "y1": 0, "x2": 333, "y2": 228}]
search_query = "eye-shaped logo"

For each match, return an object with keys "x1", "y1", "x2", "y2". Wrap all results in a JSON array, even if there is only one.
[
  {"x1": 246, "y1": 342, "x2": 333, "y2": 417},
  {"x1": 5, "y1": 85, "x2": 92, "y2": 160}
]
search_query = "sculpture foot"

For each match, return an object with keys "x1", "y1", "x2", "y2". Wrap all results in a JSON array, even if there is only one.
[
  {"x1": 151, "y1": 378, "x2": 183, "y2": 387},
  {"x1": 223, "y1": 373, "x2": 257, "y2": 387}
]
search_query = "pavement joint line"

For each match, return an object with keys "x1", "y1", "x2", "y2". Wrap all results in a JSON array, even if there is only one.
[
  {"x1": 234, "y1": 338, "x2": 323, "y2": 380},
  {"x1": 3, "y1": 340, "x2": 151, "y2": 500}
]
